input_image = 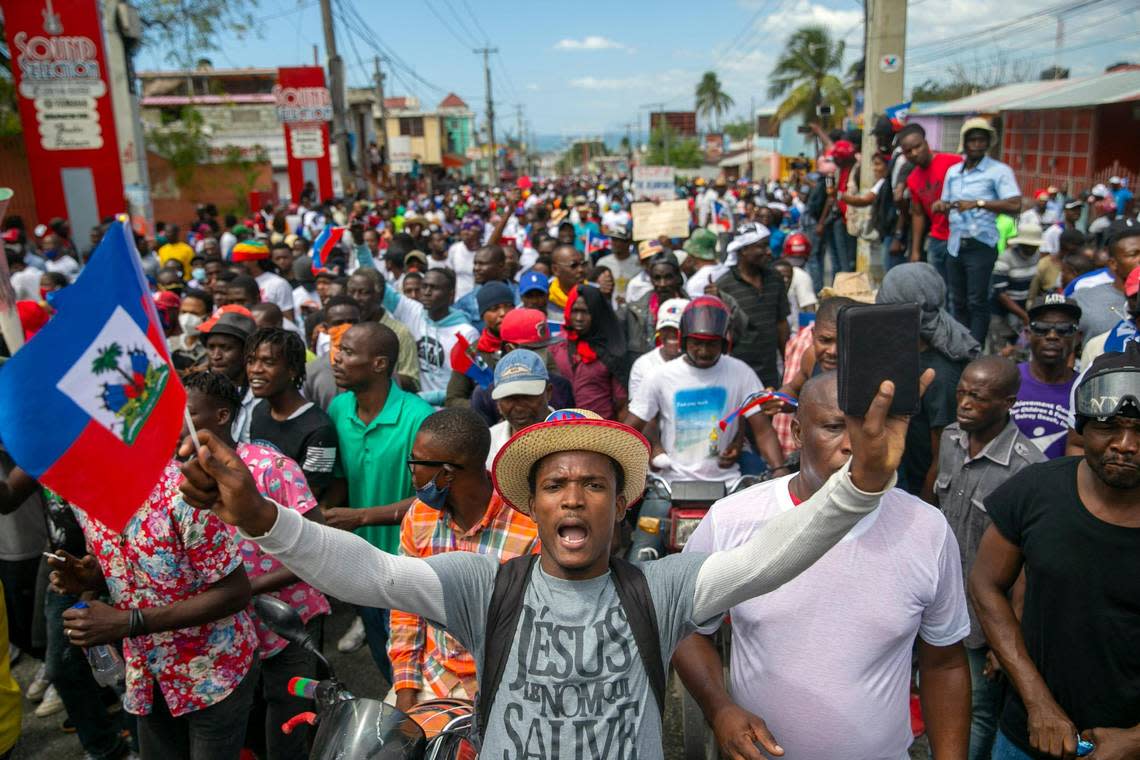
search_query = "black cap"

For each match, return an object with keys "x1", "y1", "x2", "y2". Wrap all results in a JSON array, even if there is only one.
[
  {"x1": 476, "y1": 281, "x2": 515, "y2": 316},
  {"x1": 201, "y1": 311, "x2": 255, "y2": 342},
  {"x1": 1027, "y1": 293, "x2": 1081, "y2": 322},
  {"x1": 1107, "y1": 217, "x2": 1140, "y2": 249}
]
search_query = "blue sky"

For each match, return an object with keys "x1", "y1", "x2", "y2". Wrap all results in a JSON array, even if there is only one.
[{"x1": 138, "y1": 0, "x2": 1140, "y2": 142}]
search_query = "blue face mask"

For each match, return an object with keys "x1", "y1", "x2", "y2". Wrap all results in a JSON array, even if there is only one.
[
  {"x1": 191, "y1": 267, "x2": 206, "y2": 282},
  {"x1": 415, "y1": 470, "x2": 450, "y2": 510}
]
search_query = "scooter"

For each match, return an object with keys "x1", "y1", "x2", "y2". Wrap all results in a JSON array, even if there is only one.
[{"x1": 253, "y1": 596, "x2": 476, "y2": 760}]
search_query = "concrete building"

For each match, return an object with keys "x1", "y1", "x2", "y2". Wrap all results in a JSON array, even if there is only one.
[{"x1": 350, "y1": 91, "x2": 476, "y2": 180}]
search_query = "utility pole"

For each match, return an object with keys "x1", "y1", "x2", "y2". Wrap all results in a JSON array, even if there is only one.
[
  {"x1": 475, "y1": 47, "x2": 499, "y2": 185},
  {"x1": 622, "y1": 122, "x2": 636, "y2": 169},
  {"x1": 373, "y1": 56, "x2": 390, "y2": 188},
  {"x1": 643, "y1": 102, "x2": 668, "y2": 166},
  {"x1": 748, "y1": 95, "x2": 755, "y2": 181},
  {"x1": 861, "y1": 0, "x2": 907, "y2": 273},
  {"x1": 319, "y1": 0, "x2": 354, "y2": 195},
  {"x1": 1053, "y1": 15, "x2": 1065, "y2": 77},
  {"x1": 515, "y1": 104, "x2": 525, "y2": 174}
]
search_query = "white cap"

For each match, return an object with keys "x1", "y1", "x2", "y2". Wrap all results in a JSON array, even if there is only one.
[
  {"x1": 656, "y1": 298, "x2": 690, "y2": 331},
  {"x1": 726, "y1": 222, "x2": 771, "y2": 253},
  {"x1": 1109, "y1": 175, "x2": 1122, "y2": 184}
]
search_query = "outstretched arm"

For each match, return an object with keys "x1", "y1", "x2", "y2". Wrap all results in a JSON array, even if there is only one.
[
  {"x1": 692, "y1": 371, "x2": 933, "y2": 621},
  {"x1": 178, "y1": 431, "x2": 447, "y2": 624}
]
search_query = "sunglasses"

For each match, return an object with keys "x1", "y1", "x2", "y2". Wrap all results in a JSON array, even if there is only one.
[{"x1": 1028, "y1": 321, "x2": 1078, "y2": 337}]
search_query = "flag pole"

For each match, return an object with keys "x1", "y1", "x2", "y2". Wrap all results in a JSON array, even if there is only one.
[{"x1": 183, "y1": 406, "x2": 204, "y2": 457}]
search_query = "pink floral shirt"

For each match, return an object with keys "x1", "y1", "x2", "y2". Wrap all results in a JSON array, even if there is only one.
[
  {"x1": 236, "y1": 444, "x2": 330, "y2": 658},
  {"x1": 71, "y1": 462, "x2": 258, "y2": 718}
]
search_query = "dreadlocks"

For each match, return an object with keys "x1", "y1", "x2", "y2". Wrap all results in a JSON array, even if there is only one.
[
  {"x1": 244, "y1": 327, "x2": 307, "y2": 389},
  {"x1": 182, "y1": 370, "x2": 242, "y2": 419}
]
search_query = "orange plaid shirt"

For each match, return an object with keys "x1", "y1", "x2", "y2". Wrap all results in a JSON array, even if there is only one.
[
  {"x1": 775, "y1": 324, "x2": 814, "y2": 456},
  {"x1": 388, "y1": 492, "x2": 539, "y2": 697}
]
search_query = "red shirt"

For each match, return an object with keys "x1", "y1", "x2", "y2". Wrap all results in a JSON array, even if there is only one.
[{"x1": 906, "y1": 152, "x2": 962, "y2": 241}]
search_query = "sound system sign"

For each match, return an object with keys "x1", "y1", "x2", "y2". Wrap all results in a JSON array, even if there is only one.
[{"x1": 275, "y1": 67, "x2": 334, "y2": 203}]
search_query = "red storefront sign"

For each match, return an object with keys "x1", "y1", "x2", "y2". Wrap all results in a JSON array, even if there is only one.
[
  {"x1": 1, "y1": 0, "x2": 124, "y2": 231},
  {"x1": 274, "y1": 67, "x2": 333, "y2": 202}
]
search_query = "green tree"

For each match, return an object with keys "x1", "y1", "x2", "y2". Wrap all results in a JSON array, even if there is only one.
[
  {"x1": 146, "y1": 106, "x2": 209, "y2": 190},
  {"x1": 221, "y1": 144, "x2": 270, "y2": 215},
  {"x1": 695, "y1": 71, "x2": 734, "y2": 131},
  {"x1": 554, "y1": 140, "x2": 609, "y2": 175},
  {"x1": 767, "y1": 25, "x2": 850, "y2": 128},
  {"x1": 645, "y1": 125, "x2": 702, "y2": 169},
  {"x1": 722, "y1": 119, "x2": 753, "y2": 141},
  {"x1": 92, "y1": 343, "x2": 136, "y2": 387},
  {"x1": 134, "y1": 0, "x2": 261, "y2": 66}
]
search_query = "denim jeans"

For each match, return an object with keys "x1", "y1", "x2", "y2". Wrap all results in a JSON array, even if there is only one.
[
  {"x1": 992, "y1": 730, "x2": 1035, "y2": 760},
  {"x1": 44, "y1": 588, "x2": 130, "y2": 760},
  {"x1": 926, "y1": 236, "x2": 950, "y2": 284},
  {"x1": 136, "y1": 658, "x2": 259, "y2": 760},
  {"x1": 358, "y1": 606, "x2": 393, "y2": 684},
  {"x1": 946, "y1": 237, "x2": 999, "y2": 346},
  {"x1": 967, "y1": 647, "x2": 1004, "y2": 760},
  {"x1": 829, "y1": 217, "x2": 857, "y2": 274},
  {"x1": 881, "y1": 233, "x2": 907, "y2": 272}
]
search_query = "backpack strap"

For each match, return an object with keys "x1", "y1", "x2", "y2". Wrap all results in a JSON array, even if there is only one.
[
  {"x1": 609, "y1": 556, "x2": 666, "y2": 717},
  {"x1": 475, "y1": 554, "x2": 538, "y2": 744}
]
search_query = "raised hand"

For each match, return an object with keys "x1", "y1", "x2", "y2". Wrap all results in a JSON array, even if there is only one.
[
  {"x1": 178, "y1": 430, "x2": 277, "y2": 536},
  {"x1": 848, "y1": 369, "x2": 935, "y2": 492}
]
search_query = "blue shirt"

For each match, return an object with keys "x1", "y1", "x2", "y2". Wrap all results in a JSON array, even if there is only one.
[
  {"x1": 1114, "y1": 188, "x2": 1134, "y2": 218},
  {"x1": 941, "y1": 156, "x2": 1021, "y2": 256}
]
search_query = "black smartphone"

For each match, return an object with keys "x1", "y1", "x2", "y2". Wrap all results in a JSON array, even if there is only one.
[{"x1": 836, "y1": 303, "x2": 921, "y2": 417}]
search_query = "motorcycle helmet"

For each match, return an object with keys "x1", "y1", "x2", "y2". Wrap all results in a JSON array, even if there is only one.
[
  {"x1": 680, "y1": 296, "x2": 732, "y2": 350},
  {"x1": 783, "y1": 231, "x2": 811, "y2": 259}
]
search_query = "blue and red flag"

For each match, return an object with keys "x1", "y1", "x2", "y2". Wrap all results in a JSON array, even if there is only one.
[
  {"x1": 310, "y1": 225, "x2": 346, "y2": 274},
  {"x1": 0, "y1": 220, "x2": 186, "y2": 532},
  {"x1": 448, "y1": 333, "x2": 494, "y2": 388}
]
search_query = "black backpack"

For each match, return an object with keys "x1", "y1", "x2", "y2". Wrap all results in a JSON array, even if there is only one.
[{"x1": 474, "y1": 554, "x2": 666, "y2": 744}]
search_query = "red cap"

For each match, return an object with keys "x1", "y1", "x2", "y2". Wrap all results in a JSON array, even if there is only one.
[
  {"x1": 499, "y1": 308, "x2": 554, "y2": 347},
  {"x1": 154, "y1": 290, "x2": 181, "y2": 311},
  {"x1": 199, "y1": 304, "x2": 253, "y2": 334},
  {"x1": 1035, "y1": 189, "x2": 1050, "y2": 200},
  {"x1": 783, "y1": 232, "x2": 811, "y2": 258},
  {"x1": 829, "y1": 140, "x2": 856, "y2": 163},
  {"x1": 1, "y1": 229, "x2": 19, "y2": 243},
  {"x1": 1126, "y1": 267, "x2": 1140, "y2": 297}
]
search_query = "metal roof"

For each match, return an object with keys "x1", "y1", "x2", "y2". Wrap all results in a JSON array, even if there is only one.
[{"x1": 914, "y1": 69, "x2": 1140, "y2": 115}]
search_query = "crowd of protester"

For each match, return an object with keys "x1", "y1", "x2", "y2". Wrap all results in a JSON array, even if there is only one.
[{"x1": 0, "y1": 112, "x2": 1137, "y2": 760}]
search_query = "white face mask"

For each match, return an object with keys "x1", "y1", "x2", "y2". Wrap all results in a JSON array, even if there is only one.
[{"x1": 178, "y1": 313, "x2": 203, "y2": 336}]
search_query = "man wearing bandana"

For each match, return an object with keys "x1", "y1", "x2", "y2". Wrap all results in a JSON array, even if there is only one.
[{"x1": 386, "y1": 408, "x2": 538, "y2": 714}]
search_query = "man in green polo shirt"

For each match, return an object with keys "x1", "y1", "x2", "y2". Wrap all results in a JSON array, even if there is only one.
[{"x1": 319, "y1": 321, "x2": 434, "y2": 680}]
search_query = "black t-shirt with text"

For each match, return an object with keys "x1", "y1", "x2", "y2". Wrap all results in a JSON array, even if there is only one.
[
  {"x1": 249, "y1": 402, "x2": 338, "y2": 495},
  {"x1": 985, "y1": 457, "x2": 1140, "y2": 756}
]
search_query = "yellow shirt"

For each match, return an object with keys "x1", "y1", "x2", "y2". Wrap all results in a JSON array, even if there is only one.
[
  {"x1": 158, "y1": 241, "x2": 195, "y2": 278},
  {"x1": 0, "y1": 582, "x2": 22, "y2": 755}
]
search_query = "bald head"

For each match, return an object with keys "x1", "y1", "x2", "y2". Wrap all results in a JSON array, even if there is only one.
[
  {"x1": 963, "y1": 355, "x2": 1020, "y2": 398},
  {"x1": 347, "y1": 321, "x2": 399, "y2": 370},
  {"x1": 797, "y1": 370, "x2": 839, "y2": 417}
]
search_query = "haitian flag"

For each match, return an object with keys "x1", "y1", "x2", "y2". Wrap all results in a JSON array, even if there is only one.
[
  {"x1": 0, "y1": 220, "x2": 185, "y2": 532},
  {"x1": 449, "y1": 333, "x2": 494, "y2": 388},
  {"x1": 310, "y1": 224, "x2": 346, "y2": 274}
]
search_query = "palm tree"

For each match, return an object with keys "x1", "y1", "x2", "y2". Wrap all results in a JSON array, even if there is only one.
[
  {"x1": 767, "y1": 26, "x2": 850, "y2": 128},
  {"x1": 695, "y1": 71, "x2": 734, "y2": 131},
  {"x1": 92, "y1": 343, "x2": 135, "y2": 386}
]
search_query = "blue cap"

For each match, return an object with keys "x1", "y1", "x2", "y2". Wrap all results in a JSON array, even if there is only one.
[
  {"x1": 476, "y1": 281, "x2": 515, "y2": 316},
  {"x1": 492, "y1": 348, "x2": 550, "y2": 400},
  {"x1": 519, "y1": 270, "x2": 549, "y2": 295}
]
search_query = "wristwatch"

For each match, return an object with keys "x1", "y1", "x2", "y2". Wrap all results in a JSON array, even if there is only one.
[{"x1": 976, "y1": 199, "x2": 986, "y2": 209}]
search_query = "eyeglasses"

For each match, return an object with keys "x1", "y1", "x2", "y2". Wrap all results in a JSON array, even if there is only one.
[
  {"x1": 406, "y1": 459, "x2": 464, "y2": 475},
  {"x1": 1028, "y1": 321, "x2": 1078, "y2": 337}
]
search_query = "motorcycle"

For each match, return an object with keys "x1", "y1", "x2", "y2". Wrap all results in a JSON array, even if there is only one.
[{"x1": 253, "y1": 596, "x2": 476, "y2": 760}]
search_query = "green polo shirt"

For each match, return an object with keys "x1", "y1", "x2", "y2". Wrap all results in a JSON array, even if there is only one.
[{"x1": 328, "y1": 381, "x2": 434, "y2": 554}]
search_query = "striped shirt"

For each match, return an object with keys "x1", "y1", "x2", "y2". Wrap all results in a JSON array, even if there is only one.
[
  {"x1": 388, "y1": 492, "x2": 540, "y2": 697},
  {"x1": 716, "y1": 265, "x2": 790, "y2": 388},
  {"x1": 991, "y1": 246, "x2": 1040, "y2": 314}
]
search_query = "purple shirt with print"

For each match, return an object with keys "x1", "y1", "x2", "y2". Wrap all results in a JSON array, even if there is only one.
[{"x1": 1011, "y1": 363, "x2": 1076, "y2": 459}]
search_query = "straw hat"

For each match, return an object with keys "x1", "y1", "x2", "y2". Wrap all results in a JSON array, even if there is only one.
[
  {"x1": 819, "y1": 271, "x2": 876, "y2": 303},
  {"x1": 491, "y1": 409, "x2": 650, "y2": 516}
]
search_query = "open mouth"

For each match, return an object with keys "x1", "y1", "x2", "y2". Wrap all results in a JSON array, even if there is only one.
[{"x1": 556, "y1": 520, "x2": 589, "y2": 550}]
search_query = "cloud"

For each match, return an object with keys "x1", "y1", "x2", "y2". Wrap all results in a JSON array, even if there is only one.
[
  {"x1": 554, "y1": 36, "x2": 626, "y2": 51},
  {"x1": 568, "y1": 69, "x2": 693, "y2": 100},
  {"x1": 525, "y1": 83, "x2": 541, "y2": 91}
]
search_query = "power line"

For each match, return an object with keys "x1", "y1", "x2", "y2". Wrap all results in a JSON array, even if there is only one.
[
  {"x1": 459, "y1": 0, "x2": 491, "y2": 42},
  {"x1": 337, "y1": 0, "x2": 451, "y2": 96},
  {"x1": 439, "y1": 0, "x2": 481, "y2": 45},
  {"x1": 423, "y1": 0, "x2": 478, "y2": 48}
]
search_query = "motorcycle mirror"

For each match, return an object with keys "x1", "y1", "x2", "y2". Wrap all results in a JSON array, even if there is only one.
[{"x1": 253, "y1": 596, "x2": 331, "y2": 674}]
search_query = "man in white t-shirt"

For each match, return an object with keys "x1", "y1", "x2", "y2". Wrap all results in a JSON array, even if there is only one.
[
  {"x1": 485, "y1": 349, "x2": 554, "y2": 468},
  {"x1": 595, "y1": 222, "x2": 640, "y2": 308},
  {"x1": 628, "y1": 297, "x2": 687, "y2": 402},
  {"x1": 625, "y1": 297, "x2": 786, "y2": 485},
  {"x1": 674, "y1": 370, "x2": 970, "y2": 760},
  {"x1": 448, "y1": 217, "x2": 484, "y2": 298}
]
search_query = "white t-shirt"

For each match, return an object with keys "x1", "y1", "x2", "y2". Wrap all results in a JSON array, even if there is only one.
[
  {"x1": 256, "y1": 271, "x2": 295, "y2": 315},
  {"x1": 596, "y1": 253, "x2": 641, "y2": 304},
  {"x1": 628, "y1": 346, "x2": 671, "y2": 405},
  {"x1": 1040, "y1": 223, "x2": 1063, "y2": 255},
  {"x1": 220, "y1": 230, "x2": 237, "y2": 258},
  {"x1": 486, "y1": 419, "x2": 513, "y2": 470},
  {"x1": 685, "y1": 264, "x2": 728, "y2": 299},
  {"x1": 628, "y1": 355, "x2": 763, "y2": 484},
  {"x1": 786, "y1": 265, "x2": 818, "y2": 333},
  {"x1": 418, "y1": 318, "x2": 479, "y2": 401},
  {"x1": 10, "y1": 268, "x2": 41, "y2": 301},
  {"x1": 292, "y1": 285, "x2": 320, "y2": 313},
  {"x1": 686, "y1": 476, "x2": 969, "y2": 760},
  {"x1": 447, "y1": 241, "x2": 479, "y2": 299},
  {"x1": 46, "y1": 255, "x2": 80, "y2": 281},
  {"x1": 625, "y1": 270, "x2": 653, "y2": 305}
]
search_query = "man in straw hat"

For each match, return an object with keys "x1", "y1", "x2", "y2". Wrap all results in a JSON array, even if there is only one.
[{"x1": 177, "y1": 367, "x2": 932, "y2": 757}]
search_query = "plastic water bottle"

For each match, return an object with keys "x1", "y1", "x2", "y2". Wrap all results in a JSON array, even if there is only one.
[{"x1": 71, "y1": 602, "x2": 126, "y2": 687}]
